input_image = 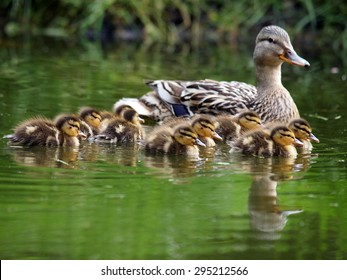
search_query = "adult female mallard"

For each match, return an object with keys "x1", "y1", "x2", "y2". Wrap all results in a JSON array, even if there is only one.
[
  {"x1": 4, "y1": 114, "x2": 86, "y2": 147},
  {"x1": 114, "y1": 25, "x2": 310, "y2": 123}
]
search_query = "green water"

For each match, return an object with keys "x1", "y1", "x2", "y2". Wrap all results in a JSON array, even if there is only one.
[{"x1": 0, "y1": 39, "x2": 346, "y2": 260}]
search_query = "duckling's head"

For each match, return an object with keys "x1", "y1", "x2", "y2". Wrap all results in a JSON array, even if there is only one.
[
  {"x1": 173, "y1": 125, "x2": 206, "y2": 147},
  {"x1": 288, "y1": 118, "x2": 320, "y2": 143},
  {"x1": 191, "y1": 116, "x2": 222, "y2": 140},
  {"x1": 254, "y1": 25, "x2": 310, "y2": 68},
  {"x1": 122, "y1": 108, "x2": 145, "y2": 125},
  {"x1": 238, "y1": 111, "x2": 262, "y2": 130},
  {"x1": 79, "y1": 107, "x2": 102, "y2": 129},
  {"x1": 114, "y1": 105, "x2": 133, "y2": 117},
  {"x1": 55, "y1": 115, "x2": 85, "y2": 138},
  {"x1": 270, "y1": 126, "x2": 303, "y2": 147}
]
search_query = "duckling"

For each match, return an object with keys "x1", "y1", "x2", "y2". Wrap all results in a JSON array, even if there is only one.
[
  {"x1": 161, "y1": 114, "x2": 222, "y2": 147},
  {"x1": 94, "y1": 107, "x2": 145, "y2": 143},
  {"x1": 78, "y1": 107, "x2": 102, "y2": 137},
  {"x1": 288, "y1": 118, "x2": 319, "y2": 151},
  {"x1": 215, "y1": 111, "x2": 262, "y2": 142},
  {"x1": 231, "y1": 125, "x2": 303, "y2": 157},
  {"x1": 4, "y1": 114, "x2": 86, "y2": 147},
  {"x1": 99, "y1": 105, "x2": 145, "y2": 133},
  {"x1": 145, "y1": 124, "x2": 206, "y2": 157},
  {"x1": 190, "y1": 115, "x2": 222, "y2": 146},
  {"x1": 114, "y1": 25, "x2": 310, "y2": 123}
]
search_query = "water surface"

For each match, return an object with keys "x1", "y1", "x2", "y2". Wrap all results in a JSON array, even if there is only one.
[{"x1": 0, "y1": 39, "x2": 346, "y2": 260}]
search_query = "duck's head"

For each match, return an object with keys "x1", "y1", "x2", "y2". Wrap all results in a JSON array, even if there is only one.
[
  {"x1": 122, "y1": 107, "x2": 145, "y2": 125},
  {"x1": 173, "y1": 125, "x2": 206, "y2": 147},
  {"x1": 253, "y1": 25, "x2": 310, "y2": 68},
  {"x1": 238, "y1": 111, "x2": 262, "y2": 130},
  {"x1": 79, "y1": 107, "x2": 102, "y2": 129},
  {"x1": 271, "y1": 125, "x2": 303, "y2": 147},
  {"x1": 288, "y1": 118, "x2": 319, "y2": 143},
  {"x1": 191, "y1": 116, "x2": 222, "y2": 140},
  {"x1": 55, "y1": 114, "x2": 86, "y2": 138}
]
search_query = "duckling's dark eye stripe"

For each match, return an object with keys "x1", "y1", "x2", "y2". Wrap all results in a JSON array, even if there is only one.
[
  {"x1": 294, "y1": 124, "x2": 310, "y2": 134},
  {"x1": 200, "y1": 122, "x2": 214, "y2": 131},
  {"x1": 180, "y1": 131, "x2": 196, "y2": 139},
  {"x1": 92, "y1": 113, "x2": 101, "y2": 120},
  {"x1": 280, "y1": 133, "x2": 294, "y2": 139},
  {"x1": 245, "y1": 116, "x2": 260, "y2": 124},
  {"x1": 68, "y1": 122, "x2": 79, "y2": 129}
]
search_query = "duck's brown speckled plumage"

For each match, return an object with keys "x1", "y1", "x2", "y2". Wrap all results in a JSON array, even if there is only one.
[{"x1": 114, "y1": 25, "x2": 310, "y2": 124}]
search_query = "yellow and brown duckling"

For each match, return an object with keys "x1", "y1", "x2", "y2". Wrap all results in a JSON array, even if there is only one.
[
  {"x1": 145, "y1": 123, "x2": 206, "y2": 157},
  {"x1": 231, "y1": 125, "x2": 303, "y2": 157},
  {"x1": 94, "y1": 106, "x2": 145, "y2": 143},
  {"x1": 215, "y1": 111, "x2": 262, "y2": 142},
  {"x1": 161, "y1": 114, "x2": 222, "y2": 147},
  {"x1": 190, "y1": 115, "x2": 222, "y2": 146},
  {"x1": 288, "y1": 118, "x2": 319, "y2": 151},
  {"x1": 4, "y1": 114, "x2": 86, "y2": 147},
  {"x1": 78, "y1": 107, "x2": 103, "y2": 138}
]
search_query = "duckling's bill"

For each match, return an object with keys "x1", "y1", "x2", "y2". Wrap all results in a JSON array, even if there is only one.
[
  {"x1": 294, "y1": 138, "x2": 304, "y2": 147},
  {"x1": 212, "y1": 131, "x2": 223, "y2": 141},
  {"x1": 309, "y1": 132, "x2": 320, "y2": 143},
  {"x1": 195, "y1": 138, "x2": 206, "y2": 147}
]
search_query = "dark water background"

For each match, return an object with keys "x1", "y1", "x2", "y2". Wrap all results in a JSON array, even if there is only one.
[{"x1": 0, "y1": 38, "x2": 346, "y2": 259}]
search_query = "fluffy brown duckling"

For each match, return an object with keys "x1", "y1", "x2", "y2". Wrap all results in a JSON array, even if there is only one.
[
  {"x1": 231, "y1": 125, "x2": 303, "y2": 157},
  {"x1": 4, "y1": 114, "x2": 86, "y2": 147},
  {"x1": 161, "y1": 114, "x2": 222, "y2": 147},
  {"x1": 215, "y1": 111, "x2": 262, "y2": 142},
  {"x1": 94, "y1": 107, "x2": 145, "y2": 143},
  {"x1": 288, "y1": 118, "x2": 319, "y2": 151},
  {"x1": 78, "y1": 107, "x2": 102, "y2": 137},
  {"x1": 145, "y1": 123, "x2": 206, "y2": 157}
]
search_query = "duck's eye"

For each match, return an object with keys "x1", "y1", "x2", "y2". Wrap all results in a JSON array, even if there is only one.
[{"x1": 268, "y1": 38, "x2": 275, "y2": 43}]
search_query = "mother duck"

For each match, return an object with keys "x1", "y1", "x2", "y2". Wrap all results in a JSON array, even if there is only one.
[{"x1": 114, "y1": 25, "x2": 310, "y2": 123}]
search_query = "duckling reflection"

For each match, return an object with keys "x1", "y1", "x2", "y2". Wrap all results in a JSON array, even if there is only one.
[
  {"x1": 228, "y1": 154, "x2": 312, "y2": 240},
  {"x1": 248, "y1": 174, "x2": 303, "y2": 240},
  {"x1": 143, "y1": 153, "x2": 208, "y2": 183},
  {"x1": 6, "y1": 146, "x2": 79, "y2": 169}
]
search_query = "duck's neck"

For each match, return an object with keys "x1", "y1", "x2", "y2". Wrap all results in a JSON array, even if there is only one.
[{"x1": 255, "y1": 64, "x2": 283, "y2": 93}]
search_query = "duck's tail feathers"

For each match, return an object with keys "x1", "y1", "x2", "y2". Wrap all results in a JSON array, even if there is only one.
[{"x1": 113, "y1": 98, "x2": 152, "y2": 117}]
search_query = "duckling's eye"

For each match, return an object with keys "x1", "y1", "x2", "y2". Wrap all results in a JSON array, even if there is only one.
[{"x1": 268, "y1": 38, "x2": 275, "y2": 43}]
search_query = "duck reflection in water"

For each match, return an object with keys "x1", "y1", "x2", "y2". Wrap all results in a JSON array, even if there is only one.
[{"x1": 236, "y1": 155, "x2": 314, "y2": 240}]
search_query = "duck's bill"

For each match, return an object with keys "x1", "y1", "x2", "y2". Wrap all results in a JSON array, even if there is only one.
[
  {"x1": 138, "y1": 116, "x2": 145, "y2": 124},
  {"x1": 212, "y1": 131, "x2": 223, "y2": 141},
  {"x1": 279, "y1": 50, "x2": 310, "y2": 67},
  {"x1": 195, "y1": 138, "x2": 206, "y2": 147},
  {"x1": 309, "y1": 132, "x2": 320, "y2": 143},
  {"x1": 294, "y1": 138, "x2": 304, "y2": 147}
]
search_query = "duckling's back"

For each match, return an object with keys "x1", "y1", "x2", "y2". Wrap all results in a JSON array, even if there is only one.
[
  {"x1": 232, "y1": 129, "x2": 274, "y2": 157},
  {"x1": 6, "y1": 117, "x2": 59, "y2": 146}
]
